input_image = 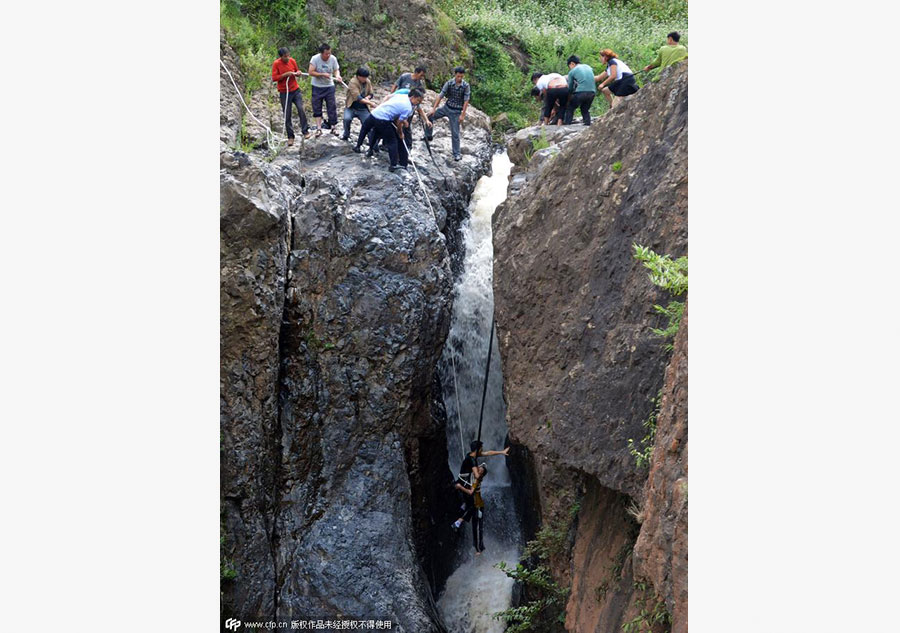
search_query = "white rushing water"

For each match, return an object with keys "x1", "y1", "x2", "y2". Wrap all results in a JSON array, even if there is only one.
[{"x1": 437, "y1": 152, "x2": 522, "y2": 633}]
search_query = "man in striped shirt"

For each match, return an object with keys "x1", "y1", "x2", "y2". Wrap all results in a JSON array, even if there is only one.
[{"x1": 425, "y1": 67, "x2": 470, "y2": 161}]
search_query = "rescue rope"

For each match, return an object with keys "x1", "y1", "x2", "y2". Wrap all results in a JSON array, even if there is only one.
[
  {"x1": 449, "y1": 349, "x2": 467, "y2": 460},
  {"x1": 220, "y1": 59, "x2": 284, "y2": 151},
  {"x1": 476, "y1": 317, "x2": 495, "y2": 444}
]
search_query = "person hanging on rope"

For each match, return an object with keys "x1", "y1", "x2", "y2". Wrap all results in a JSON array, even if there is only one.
[
  {"x1": 272, "y1": 47, "x2": 311, "y2": 145},
  {"x1": 457, "y1": 440, "x2": 508, "y2": 488},
  {"x1": 452, "y1": 464, "x2": 488, "y2": 554}
]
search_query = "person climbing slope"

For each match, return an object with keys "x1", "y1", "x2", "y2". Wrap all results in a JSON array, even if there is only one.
[
  {"x1": 271, "y1": 47, "x2": 311, "y2": 145},
  {"x1": 643, "y1": 31, "x2": 688, "y2": 74},
  {"x1": 308, "y1": 43, "x2": 343, "y2": 136},
  {"x1": 425, "y1": 67, "x2": 470, "y2": 161},
  {"x1": 595, "y1": 49, "x2": 639, "y2": 108},
  {"x1": 565, "y1": 55, "x2": 597, "y2": 126},
  {"x1": 452, "y1": 464, "x2": 488, "y2": 554},
  {"x1": 458, "y1": 440, "x2": 508, "y2": 487},
  {"x1": 531, "y1": 71, "x2": 569, "y2": 126}
]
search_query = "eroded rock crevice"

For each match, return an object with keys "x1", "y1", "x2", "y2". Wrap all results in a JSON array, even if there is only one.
[
  {"x1": 220, "y1": 38, "x2": 494, "y2": 630},
  {"x1": 492, "y1": 63, "x2": 688, "y2": 632}
]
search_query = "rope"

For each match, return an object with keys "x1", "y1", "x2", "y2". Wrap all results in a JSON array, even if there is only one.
[
  {"x1": 449, "y1": 349, "x2": 467, "y2": 460},
  {"x1": 404, "y1": 138, "x2": 437, "y2": 222},
  {"x1": 220, "y1": 59, "x2": 284, "y2": 152},
  {"x1": 476, "y1": 317, "x2": 495, "y2": 443}
]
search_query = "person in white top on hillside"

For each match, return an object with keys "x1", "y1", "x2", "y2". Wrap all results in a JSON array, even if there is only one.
[{"x1": 594, "y1": 48, "x2": 639, "y2": 108}]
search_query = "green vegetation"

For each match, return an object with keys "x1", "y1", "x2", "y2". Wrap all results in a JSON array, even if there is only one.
[
  {"x1": 494, "y1": 502, "x2": 580, "y2": 631},
  {"x1": 437, "y1": 0, "x2": 687, "y2": 127},
  {"x1": 628, "y1": 388, "x2": 662, "y2": 469},
  {"x1": 632, "y1": 244, "x2": 687, "y2": 351},
  {"x1": 612, "y1": 160, "x2": 623, "y2": 172},
  {"x1": 220, "y1": 532, "x2": 238, "y2": 581},
  {"x1": 622, "y1": 581, "x2": 671, "y2": 632},
  {"x1": 524, "y1": 128, "x2": 552, "y2": 161},
  {"x1": 220, "y1": 0, "x2": 311, "y2": 95}
]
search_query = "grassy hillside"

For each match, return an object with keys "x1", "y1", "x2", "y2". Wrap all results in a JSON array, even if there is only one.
[
  {"x1": 437, "y1": 0, "x2": 688, "y2": 127},
  {"x1": 220, "y1": 0, "x2": 687, "y2": 129}
]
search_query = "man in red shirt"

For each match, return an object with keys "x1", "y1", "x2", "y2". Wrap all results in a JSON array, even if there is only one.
[{"x1": 271, "y1": 47, "x2": 310, "y2": 145}]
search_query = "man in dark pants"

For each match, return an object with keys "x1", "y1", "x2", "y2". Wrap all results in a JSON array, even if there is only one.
[
  {"x1": 425, "y1": 67, "x2": 470, "y2": 161},
  {"x1": 271, "y1": 47, "x2": 310, "y2": 145},
  {"x1": 357, "y1": 88, "x2": 425, "y2": 172},
  {"x1": 308, "y1": 43, "x2": 342, "y2": 136},
  {"x1": 565, "y1": 55, "x2": 596, "y2": 125},
  {"x1": 388, "y1": 66, "x2": 432, "y2": 149},
  {"x1": 453, "y1": 464, "x2": 487, "y2": 554},
  {"x1": 341, "y1": 67, "x2": 376, "y2": 142}
]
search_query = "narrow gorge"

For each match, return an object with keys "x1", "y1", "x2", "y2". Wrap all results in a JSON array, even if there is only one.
[{"x1": 221, "y1": 20, "x2": 687, "y2": 631}]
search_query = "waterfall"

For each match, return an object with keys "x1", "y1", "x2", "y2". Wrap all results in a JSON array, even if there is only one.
[{"x1": 436, "y1": 152, "x2": 523, "y2": 633}]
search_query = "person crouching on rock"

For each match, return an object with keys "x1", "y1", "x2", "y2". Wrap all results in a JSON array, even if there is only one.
[
  {"x1": 595, "y1": 49, "x2": 639, "y2": 108},
  {"x1": 341, "y1": 67, "x2": 376, "y2": 143},
  {"x1": 452, "y1": 464, "x2": 488, "y2": 554},
  {"x1": 531, "y1": 71, "x2": 569, "y2": 127},
  {"x1": 355, "y1": 88, "x2": 425, "y2": 172}
]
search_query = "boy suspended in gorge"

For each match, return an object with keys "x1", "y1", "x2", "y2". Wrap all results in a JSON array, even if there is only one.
[
  {"x1": 271, "y1": 47, "x2": 311, "y2": 144},
  {"x1": 452, "y1": 464, "x2": 488, "y2": 554},
  {"x1": 458, "y1": 440, "x2": 508, "y2": 486}
]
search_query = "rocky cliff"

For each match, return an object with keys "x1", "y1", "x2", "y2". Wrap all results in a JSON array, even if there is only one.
[
  {"x1": 220, "y1": 41, "x2": 493, "y2": 630},
  {"x1": 493, "y1": 62, "x2": 688, "y2": 632}
]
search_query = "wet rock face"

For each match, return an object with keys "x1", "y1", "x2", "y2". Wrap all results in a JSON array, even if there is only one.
[
  {"x1": 220, "y1": 42, "x2": 493, "y2": 631},
  {"x1": 493, "y1": 63, "x2": 688, "y2": 499},
  {"x1": 633, "y1": 302, "x2": 688, "y2": 633}
]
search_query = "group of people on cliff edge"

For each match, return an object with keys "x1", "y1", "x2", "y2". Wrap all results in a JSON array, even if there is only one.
[
  {"x1": 531, "y1": 31, "x2": 687, "y2": 127},
  {"x1": 272, "y1": 44, "x2": 471, "y2": 172}
]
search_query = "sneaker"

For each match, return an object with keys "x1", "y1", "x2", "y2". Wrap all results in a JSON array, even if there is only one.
[
  {"x1": 451, "y1": 519, "x2": 463, "y2": 530},
  {"x1": 454, "y1": 154, "x2": 462, "y2": 161},
  {"x1": 287, "y1": 138, "x2": 294, "y2": 146},
  {"x1": 331, "y1": 127, "x2": 340, "y2": 136},
  {"x1": 366, "y1": 148, "x2": 375, "y2": 158},
  {"x1": 352, "y1": 145, "x2": 362, "y2": 154},
  {"x1": 303, "y1": 131, "x2": 312, "y2": 139},
  {"x1": 315, "y1": 128, "x2": 323, "y2": 138},
  {"x1": 389, "y1": 165, "x2": 405, "y2": 173},
  {"x1": 341, "y1": 135, "x2": 350, "y2": 141}
]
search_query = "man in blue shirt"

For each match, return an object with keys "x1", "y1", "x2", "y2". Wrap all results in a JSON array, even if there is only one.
[{"x1": 354, "y1": 88, "x2": 425, "y2": 172}]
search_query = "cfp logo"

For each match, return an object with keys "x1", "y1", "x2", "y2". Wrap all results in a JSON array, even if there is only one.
[{"x1": 225, "y1": 618, "x2": 242, "y2": 631}]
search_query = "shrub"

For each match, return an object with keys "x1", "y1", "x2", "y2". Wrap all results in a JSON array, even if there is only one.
[{"x1": 632, "y1": 244, "x2": 687, "y2": 350}]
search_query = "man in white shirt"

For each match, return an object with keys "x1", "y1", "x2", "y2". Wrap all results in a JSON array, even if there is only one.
[{"x1": 308, "y1": 43, "x2": 343, "y2": 136}]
